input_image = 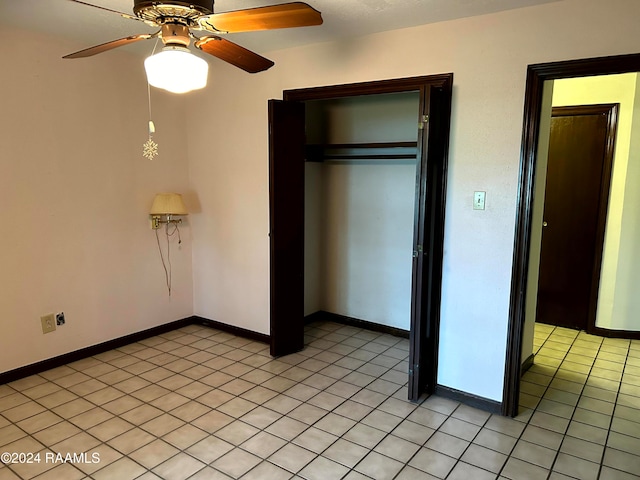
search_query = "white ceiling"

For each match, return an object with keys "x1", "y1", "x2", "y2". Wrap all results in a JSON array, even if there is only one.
[{"x1": 0, "y1": 0, "x2": 559, "y2": 57}]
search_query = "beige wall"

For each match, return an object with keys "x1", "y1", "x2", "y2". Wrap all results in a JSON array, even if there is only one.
[
  {"x1": 609, "y1": 76, "x2": 640, "y2": 330},
  {"x1": 0, "y1": 28, "x2": 194, "y2": 373},
  {"x1": 187, "y1": 0, "x2": 640, "y2": 401}
]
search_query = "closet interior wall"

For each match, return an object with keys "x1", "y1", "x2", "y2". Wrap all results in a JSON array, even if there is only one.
[{"x1": 304, "y1": 92, "x2": 420, "y2": 331}]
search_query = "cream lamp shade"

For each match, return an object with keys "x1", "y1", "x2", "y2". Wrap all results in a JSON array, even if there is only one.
[
  {"x1": 150, "y1": 193, "x2": 188, "y2": 216},
  {"x1": 144, "y1": 46, "x2": 208, "y2": 94}
]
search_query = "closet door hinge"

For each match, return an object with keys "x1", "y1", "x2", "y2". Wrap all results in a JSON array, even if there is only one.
[
  {"x1": 412, "y1": 244, "x2": 423, "y2": 258},
  {"x1": 418, "y1": 115, "x2": 429, "y2": 130}
]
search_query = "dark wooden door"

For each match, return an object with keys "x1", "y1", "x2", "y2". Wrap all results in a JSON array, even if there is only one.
[
  {"x1": 536, "y1": 104, "x2": 618, "y2": 330},
  {"x1": 268, "y1": 100, "x2": 306, "y2": 357},
  {"x1": 409, "y1": 84, "x2": 450, "y2": 399}
]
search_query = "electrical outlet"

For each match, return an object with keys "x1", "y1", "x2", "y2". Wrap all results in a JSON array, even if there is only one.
[
  {"x1": 56, "y1": 312, "x2": 65, "y2": 326},
  {"x1": 41, "y1": 314, "x2": 56, "y2": 334}
]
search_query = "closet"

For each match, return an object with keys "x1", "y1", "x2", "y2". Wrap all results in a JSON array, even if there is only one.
[{"x1": 304, "y1": 92, "x2": 420, "y2": 331}]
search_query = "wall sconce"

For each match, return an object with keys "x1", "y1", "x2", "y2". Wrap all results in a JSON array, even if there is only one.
[
  {"x1": 150, "y1": 193, "x2": 188, "y2": 229},
  {"x1": 150, "y1": 193, "x2": 188, "y2": 297}
]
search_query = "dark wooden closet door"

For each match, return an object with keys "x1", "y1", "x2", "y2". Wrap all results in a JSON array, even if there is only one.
[{"x1": 268, "y1": 100, "x2": 306, "y2": 357}]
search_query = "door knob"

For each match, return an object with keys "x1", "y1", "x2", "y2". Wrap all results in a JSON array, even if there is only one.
[{"x1": 543, "y1": 221, "x2": 548, "y2": 227}]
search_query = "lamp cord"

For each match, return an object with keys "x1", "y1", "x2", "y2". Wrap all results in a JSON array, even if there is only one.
[{"x1": 154, "y1": 222, "x2": 181, "y2": 297}]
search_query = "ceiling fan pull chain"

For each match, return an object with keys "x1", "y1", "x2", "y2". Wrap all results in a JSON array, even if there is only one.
[{"x1": 143, "y1": 81, "x2": 159, "y2": 160}]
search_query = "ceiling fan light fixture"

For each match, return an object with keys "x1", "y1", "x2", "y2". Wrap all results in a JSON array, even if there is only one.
[{"x1": 144, "y1": 45, "x2": 209, "y2": 94}]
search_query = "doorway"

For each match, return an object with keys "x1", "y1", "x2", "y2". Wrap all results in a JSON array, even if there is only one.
[
  {"x1": 304, "y1": 92, "x2": 420, "y2": 333},
  {"x1": 536, "y1": 104, "x2": 618, "y2": 331},
  {"x1": 269, "y1": 74, "x2": 453, "y2": 401},
  {"x1": 504, "y1": 53, "x2": 640, "y2": 416}
]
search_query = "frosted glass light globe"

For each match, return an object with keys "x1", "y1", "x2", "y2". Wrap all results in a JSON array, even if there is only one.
[{"x1": 144, "y1": 46, "x2": 208, "y2": 94}]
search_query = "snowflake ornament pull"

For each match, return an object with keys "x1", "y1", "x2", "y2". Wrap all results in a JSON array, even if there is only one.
[{"x1": 143, "y1": 120, "x2": 158, "y2": 160}]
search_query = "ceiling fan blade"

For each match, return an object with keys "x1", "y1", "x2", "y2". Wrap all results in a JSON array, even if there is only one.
[
  {"x1": 63, "y1": 33, "x2": 156, "y2": 59},
  {"x1": 197, "y1": 2, "x2": 322, "y2": 33},
  {"x1": 67, "y1": 0, "x2": 151, "y2": 24},
  {"x1": 195, "y1": 36, "x2": 274, "y2": 73}
]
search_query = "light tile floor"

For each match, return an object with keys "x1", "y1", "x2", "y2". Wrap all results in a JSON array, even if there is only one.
[{"x1": 0, "y1": 321, "x2": 638, "y2": 479}]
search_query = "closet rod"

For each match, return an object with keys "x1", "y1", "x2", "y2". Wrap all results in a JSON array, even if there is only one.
[
  {"x1": 308, "y1": 141, "x2": 418, "y2": 149},
  {"x1": 323, "y1": 154, "x2": 417, "y2": 160},
  {"x1": 305, "y1": 141, "x2": 418, "y2": 162}
]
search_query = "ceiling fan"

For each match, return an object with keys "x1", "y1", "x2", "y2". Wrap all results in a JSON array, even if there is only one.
[{"x1": 63, "y1": 0, "x2": 323, "y2": 74}]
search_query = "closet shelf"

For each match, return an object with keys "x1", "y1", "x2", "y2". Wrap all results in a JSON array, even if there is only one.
[{"x1": 305, "y1": 141, "x2": 418, "y2": 162}]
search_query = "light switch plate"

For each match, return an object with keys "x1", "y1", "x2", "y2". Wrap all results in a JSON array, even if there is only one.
[
  {"x1": 474, "y1": 191, "x2": 486, "y2": 210},
  {"x1": 41, "y1": 314, "x2": 56, "y2": 334}
]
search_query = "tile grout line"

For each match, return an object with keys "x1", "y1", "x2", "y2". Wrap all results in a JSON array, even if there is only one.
[
  {"x1": 499, "y1": 326, "x2": 600, "y2": 480},
  {"x1": 255, "y1": 323, "x2": 412, "y2": 479},
  {"x1": 439, "y1": 404, "x2": 494, "y2": 480},
  {"x1": 594, "y1": 338, "x2": 631, "y2": 480},
  {"x1": 0, "y1": 320, "x2": 532, "y2": 480},
  {"x1": 1, "y1": 334, "x2": 206, "y2": 479},
  {"x1": 493, "y1": 326, "x2": 570, "y2": 480},
  {"x1": 0, "y1": 323, "x2": 559, "y2": 480},
  {"x1": 2, "y1": 323, "x2": 638, "y2": 480},
  {"x1": 544, "y1": 330, "x2": 606, "y2": 480},
  {"x1": 5, "y1": 323, "x2": 399, "y2": 480},
  {"x1": 192, "y1": 324, "x2": 406, "y2": 479},
  {"x1": 2, "y1": 327, "x2": 269, "y2": 479},
  {"x1": 174, "y1": 322, "x2": 410, "y2": 479},
  {"x1": 158, "y1": 324, "x2": 415, "y2": 479}
]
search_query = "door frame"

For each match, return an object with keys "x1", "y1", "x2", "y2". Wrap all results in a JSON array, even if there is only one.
[
  {"x1": 275, "y1": 74, "x2": 453, "y2": 400},
  {"x1": 504, "y1": 53, "x2": 640, "y2": 416}
]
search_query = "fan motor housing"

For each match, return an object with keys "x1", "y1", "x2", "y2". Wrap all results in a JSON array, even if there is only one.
[{"x1": 133, "y1": 0, "x2": 215, "y2": 24}]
